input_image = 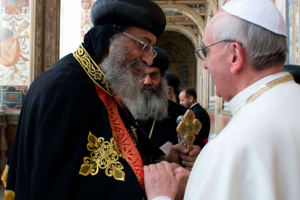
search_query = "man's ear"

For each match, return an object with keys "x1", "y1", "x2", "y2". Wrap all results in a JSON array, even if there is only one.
[
  {"x1": 188, "y1": 96, "x2": 193, "y2": 102},
  {"x1": 229, "y1": 42, "x2": 244, "y2": 74}
]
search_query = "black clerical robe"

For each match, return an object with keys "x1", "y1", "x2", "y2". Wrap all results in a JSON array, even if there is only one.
[
  {"x1": 2, "y1": 26, "x2": 163, "y2": 200},
  {"x1": 137, "y1": 100, "x2": 205, "y2": 149}
]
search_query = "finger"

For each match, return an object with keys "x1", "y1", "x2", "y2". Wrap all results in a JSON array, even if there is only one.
[
  {"x1": 155, "y1": 162, "x2": 169, "y2": 173},
  {"x1": 172, "y1": 143, "x2": 189, "y2": 154},
  {"x1": 161, "y1": 161, "x2": 173, "y2": 170},
  {"x1": 170, "y1": 163, "x2": 180, "y2": 170},
  {"x1": 189, "y1": 145, "x2": 201, "y2": 156},
  {"x1": 181, "y1": 155, "x2": 196, "y2": 162},
  {"x1": 159, "y1": 161, "x2": 174, "y2": 176},
  {"x1": 148, "y1": 163, "x2": 159, "y2": 172},
  {"x1": 174, "y1": 167, "x2": 185, "y2": 174},
  {"x1": 182, "y1": 160, "x2": 194, "y2": 168},
  {"x1": 175, "y1": 173, "x2": 189, "y2": 184},
  {"x1": 174, "y1": 167, "x2": 191, "y2": 177},
  {"x1": 180, "y1": 146, "x2": 189, "y2": 154},
  {"x1": 156, "y1": 162, "x2": 165, "y2": 172},
  {"x1": 185, "y1": 167, "x2": 192, "y2": 171}
]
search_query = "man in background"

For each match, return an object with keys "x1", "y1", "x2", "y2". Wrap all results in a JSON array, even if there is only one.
[
  {"x1": 144, "y1": 0, "x2": 300, "y2": 200},
  {"x1": 132, "y1": 46, "x2": 201, "y2": 200},
  {"x1": 283, "y1": 64, "x2": 300, "y2": 83},
  {"x1": 130, "y1": 47, "x2": 201, "y2": 167},
  {"x1": 179, "y1": 87, "x2": 210, "y2": 145},
  {"x1": 165, "y1": 71, "x2": 181, "y2": 103}
]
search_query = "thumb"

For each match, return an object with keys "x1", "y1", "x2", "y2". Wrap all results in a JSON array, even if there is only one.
[
  {"x1": 175, "y1": 172, "x2": 188, "y2": 184},
  {"x1": 171, "y1": 143, "x2": 189, "y2": 154}
]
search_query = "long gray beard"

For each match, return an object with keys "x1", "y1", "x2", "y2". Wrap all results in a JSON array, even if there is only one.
[
  {"x1": 101, "y1": 38, "x2": 147, "y2": 108},
  {"x1": 129, "y1": 78, "x2": 169, "y2": 121}
]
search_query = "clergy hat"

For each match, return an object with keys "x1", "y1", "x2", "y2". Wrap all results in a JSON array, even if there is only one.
[
  {"x1": 151, "y1": 47, "x2": 170, "y2": 73},
  {"x1": 283, "y1": 65, "x2": 300, "y2": 84},
  {"x1": 222, "y1": 0, "x2": 287, "y2": 37},
  {"x1": 165, "y1": 72, "x2": 180, "y2": 90},
  {"x1": 91, "y1": 0, "x2": 166, "y2": 37}
]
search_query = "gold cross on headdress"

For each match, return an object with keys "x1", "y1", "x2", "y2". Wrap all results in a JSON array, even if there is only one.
[{"x1": 176, "y1": 110, "x2": 202, "y2": 151}]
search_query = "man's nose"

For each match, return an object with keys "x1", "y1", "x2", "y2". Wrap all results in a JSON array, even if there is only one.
[
  {"x1": 141, "y1": 52, "x2": 154, "y2": 66},
  {"x1": 142, "y1": 74, "x2": 152, "y2": 85}
]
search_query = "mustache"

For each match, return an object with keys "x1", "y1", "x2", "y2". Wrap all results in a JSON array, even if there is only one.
[
  {"x1": 142, "y1": 85, "x2": 156, "y2": 91},
  {"x1": 127, "y1": 60, "x2": 147, "y2": 73}
]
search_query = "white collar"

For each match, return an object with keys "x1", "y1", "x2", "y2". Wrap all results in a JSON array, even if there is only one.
[
  {"x1": 228, "y1": 72, "x2": 290, "y2": 115},
  {"x1": 189, "y1": 102, "x2": 199, "y2": 109}
]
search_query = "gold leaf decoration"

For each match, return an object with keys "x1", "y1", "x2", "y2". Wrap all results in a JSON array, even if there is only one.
[
  {"x1": 79, "y1": 132, "x2": 125, "y2": 181},
  {"x1": 4, "y1": 190, "x2": 15, "y2": 200}
]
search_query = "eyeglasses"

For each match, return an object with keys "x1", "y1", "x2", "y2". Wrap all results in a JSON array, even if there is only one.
[
  {"x1": 195, "y1": 39, "x2": 240, "y2": 61},
  {"x1": 142, "y1": 72, "x2": 162, "y2": 81},
  {"x1": 123, "y1": 32, "x2": 157, "y2": 59}
]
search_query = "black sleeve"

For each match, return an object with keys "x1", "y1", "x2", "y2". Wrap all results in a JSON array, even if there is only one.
[{"x1": 6, "y1": 57, "x2": 100, "y2": 199}]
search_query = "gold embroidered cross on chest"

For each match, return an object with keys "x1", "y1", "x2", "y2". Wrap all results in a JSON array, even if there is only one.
[
  {"x1": 176, "y1": 110, "x2": 202, "y2": 151},
  {"x1": 79, "y1": 132, "x2": 125, "y2": 181}
]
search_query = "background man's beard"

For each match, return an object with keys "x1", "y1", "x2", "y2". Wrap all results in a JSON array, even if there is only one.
[
  {"x1": 129, "y1": 78, "x2": 169, "y2": 121},
  {"x1": 102, "y1": 37, "x2": 147, "y2": 108}
]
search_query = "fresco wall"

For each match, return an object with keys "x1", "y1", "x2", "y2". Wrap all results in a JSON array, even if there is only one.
[
  {"x1": 0, "y1": 0, "x2": 33, "y2": 113},
  {"x1": 287, "y1": 0, "x2": 299, "y2": 64},
  {"x1": 81, "y1": 0, "x2": 96, "y2": 39}
]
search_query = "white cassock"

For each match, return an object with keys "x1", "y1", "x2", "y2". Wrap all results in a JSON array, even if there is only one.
[
  {"x1": 153, "y1": 72, "x2": 300, "y2": 200},
  {"x1": 184, "y1": 72, "x2": 300, "y2": 200}
]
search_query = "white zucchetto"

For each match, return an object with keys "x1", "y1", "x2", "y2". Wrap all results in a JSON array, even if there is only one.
[{"x1": 222, "y1": 0, "x2": 287, "y2": 37}]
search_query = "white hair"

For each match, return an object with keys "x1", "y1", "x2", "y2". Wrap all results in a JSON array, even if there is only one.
[
  {"x1": 102, "y1": 33, "x2": 147, "y2": 109},
  {"x1": 211, "y1": 13, "x2": 288, "y2": 70}
]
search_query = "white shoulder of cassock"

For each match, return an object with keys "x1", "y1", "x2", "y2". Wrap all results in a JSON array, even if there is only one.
[
  {"x1": 151, "y1": 197, "x2": 172, "y2": 200},
  {"x1": 184, "y1": 72, "x2": 300, "y2": 200}
]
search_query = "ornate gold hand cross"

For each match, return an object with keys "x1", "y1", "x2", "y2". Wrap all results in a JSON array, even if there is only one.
[{"x1": 176, "y1": 110, "x2": 202, "y2": 151}]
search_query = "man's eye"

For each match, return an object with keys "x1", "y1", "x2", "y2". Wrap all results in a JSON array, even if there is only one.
[
  {"x1": 136, "y1": 42, "x2": 145, "y2": 49},
  {"x1": 143, "y1": 45, "x2": 149, "y2": 51},
  {"x1": 150, "y1": 73, "x2": 158, "y2": 78}
]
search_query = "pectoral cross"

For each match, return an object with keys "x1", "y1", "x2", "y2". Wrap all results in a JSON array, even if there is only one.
[
  {"x1": 130, "y1": 126, "x2": 138, "y2": 145},
  {"x1": 176, "y1": 110, "x2": 202, "y2": 151}
]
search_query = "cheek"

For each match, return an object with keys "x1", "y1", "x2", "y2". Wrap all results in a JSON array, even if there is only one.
[
  {"x1": 152, "y1": 81, "x2": 160, "y2": 88},
  {"x1": 213, "y1": 68, "x2": 230, "y2": 94},
  {"x1": 128, "y1": 49, "x2": 143, "y2": 60},
  {"x1": 211, "y1": 71, "x2": 222, "y2": 87},
  {"x1": 208, "y1": 60, "x2": 226, "y2": 80}
]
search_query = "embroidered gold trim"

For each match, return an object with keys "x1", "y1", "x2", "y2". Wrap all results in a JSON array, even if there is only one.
[
  {"x1": 1, "y1": 165, "x2": 9, "y2": 187},
  {"x1": 73, "y1": 44, "x2": 113, "y2": 96},
  {"x1": 96, "y1": 87, "x2": 145, "y2": 187},
  {"x1": 4, "y1": 190, "x2": 15, "y2": 200},
  {"x1": 79, "y1": 132, "x2": 125, "y2": 181},
  {"x1": 245, "y1": 75, "x2": 294, "y2": 104}
]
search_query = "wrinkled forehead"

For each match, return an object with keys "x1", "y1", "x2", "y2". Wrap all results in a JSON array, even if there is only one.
[
  {"x1": 146, "y1": 66, "x2": 160, "y2": 73},
  {"x1": 127, "y1": 26, "x2": 157, "y2": 46}
]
